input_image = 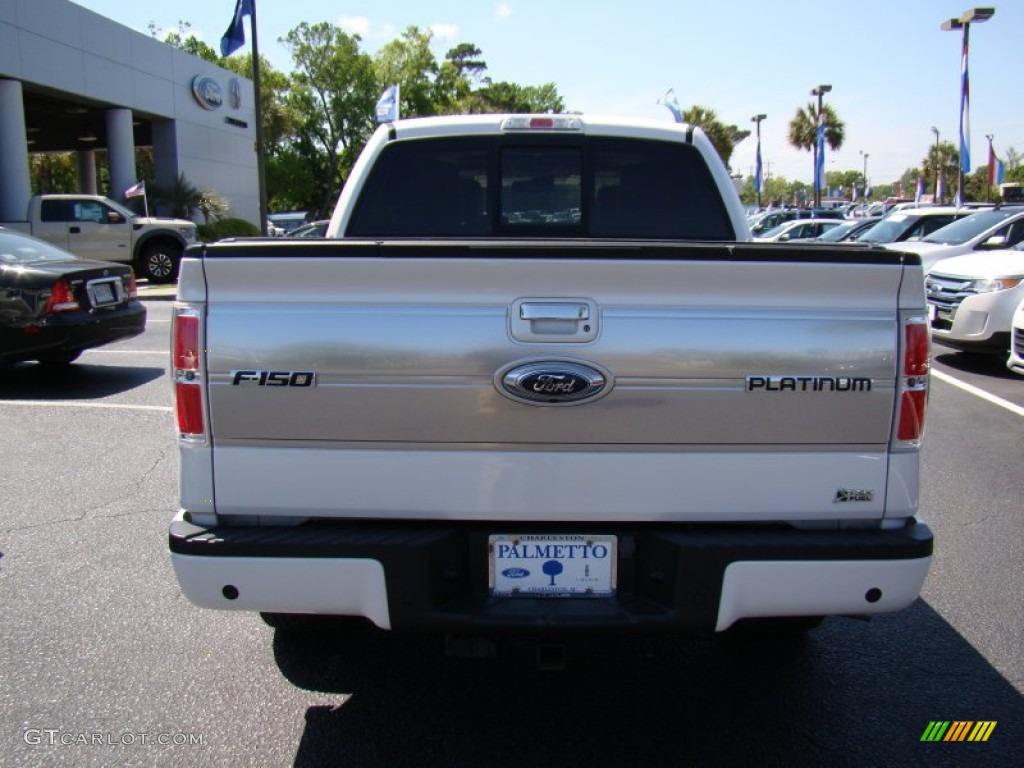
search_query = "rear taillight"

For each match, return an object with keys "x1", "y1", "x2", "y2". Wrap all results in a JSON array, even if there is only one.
[
  {"x1": 173, "y1": 308, "x2": 205, "y2": 440},
  {"x1": 124, "y1": 272, "x2": 138, "y2": 299},
  {"x1": 895, "y1": 317, "x2": 929, "y2": 444},
  {"x1": 43, "y1": 279, "x2": 80, "y2": 313}
]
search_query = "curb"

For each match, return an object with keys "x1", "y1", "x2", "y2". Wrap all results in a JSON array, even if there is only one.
[{"x1": 137, "y1": 284, "x2": 178, "y2": 302}]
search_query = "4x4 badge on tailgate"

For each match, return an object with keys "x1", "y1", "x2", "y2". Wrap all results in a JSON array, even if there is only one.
[{"x1": 496, "y1": 360, "x2": 612, "y2": 406}]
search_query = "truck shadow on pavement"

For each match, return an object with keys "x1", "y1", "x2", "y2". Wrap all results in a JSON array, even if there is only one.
[
  {"x1": 272, "y1": 601, "x2": 1023, "y2": 767},
  {"x1": 0, "y1": 362, "x2": 165, "y2": 399}
]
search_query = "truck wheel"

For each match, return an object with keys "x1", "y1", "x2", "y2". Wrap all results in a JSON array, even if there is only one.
[{"x1": 138, "y1": 243, "x2": 180, "y2": 284}]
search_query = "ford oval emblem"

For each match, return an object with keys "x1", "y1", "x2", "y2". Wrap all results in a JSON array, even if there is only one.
[
  {"x1": 497, "y1": 360, "x2": 611, "y2": 406},
  {"x1": 191, "y1": 76, "x2": 224, "y2": 110},
  {"x1": 502, "y1": 568, "x2": 531, "y2": 579}
]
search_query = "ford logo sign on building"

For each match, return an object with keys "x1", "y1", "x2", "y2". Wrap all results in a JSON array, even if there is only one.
[
  {"x1": 191, "y1": 76, "x2": 224, "y2": 110},
  {"x1": 497, "y1": 360, "x2": 611, "y2": 406}
]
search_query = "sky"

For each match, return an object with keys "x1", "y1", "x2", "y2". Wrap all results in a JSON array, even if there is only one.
[{"x1": 71, "y1": 0, "x2": 1023, "y2": 187}]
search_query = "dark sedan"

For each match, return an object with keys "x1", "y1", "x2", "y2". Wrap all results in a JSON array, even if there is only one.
[{"x1": 0, "y1": 228, "x2": 146, "y2": 365}]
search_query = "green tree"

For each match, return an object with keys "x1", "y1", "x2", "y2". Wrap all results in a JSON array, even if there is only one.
[
  {"x1": 787, "y1": 102, "x2": 846, "y2": 185},
  {"x1": 31, "y1": 153, "x2": 77, "y2": 194},
  {"x1": 281, "y1": 22, "x2": 377, "y2": 216},
  {"x1": 151, "y1": 21, "x2": 220, "y2": 63},
  {"x1": 681, "y1": 106, "x2": 749, "y2": 172},
  {"x1": 921, "y1": 141, "x2": 959, "y2": 203},
  {"x1": 149, "y1": 172, "x2": 202, "y2": 219},
  {"x1": 374, "y1": 26, "x2": 444, "y2": 118},
  {"x1": 473, "y1": 81, "x2": 565, "y2": 114}
]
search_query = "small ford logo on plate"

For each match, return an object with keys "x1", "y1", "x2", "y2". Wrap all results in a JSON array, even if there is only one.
[
  {"x1": 502, "y1": 568, "x2": 531, "y2": 579},
  {"x1": 497, "y1": 360, "x2": 611, "y2": 406}
]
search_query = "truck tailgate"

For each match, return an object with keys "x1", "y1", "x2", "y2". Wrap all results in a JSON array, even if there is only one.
[{"x1": 197, "y1": 242, "x2": 914, "y2": 523}]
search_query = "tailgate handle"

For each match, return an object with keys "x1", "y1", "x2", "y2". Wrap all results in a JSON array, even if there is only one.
[{"x1": 520, "y1": 303, "x2": 590, "y2": 321}]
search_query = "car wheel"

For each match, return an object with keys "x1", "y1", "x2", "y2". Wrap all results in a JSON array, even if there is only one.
[
  {"x1": 138, "y1": 243, "x2": 181, "y2": 284},
  {"x1": 37, "y1": 351, "x2": 82, "y2": 365}
]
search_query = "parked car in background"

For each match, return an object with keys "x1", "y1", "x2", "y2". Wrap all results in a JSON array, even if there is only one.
[
  {"x1": 813, "y1": 216, "x2": 883, "y2": 242},
  {"x1": 925, "y1": 243, "x2": 1024, "y2": 355},
  {"x1": 749, "y1": 208, "x2": 843, "y2": 236},
  {"x1": 859, "y1": 207, "x2": 973, "y2": 246},
  {"x1": 1007, "y1": 296, "x2": 1024, "y2": 375},
  {"x1": 267, "y1": 211, "x2": 310, "y2": 233},
  {"x1": 753, "y1": 218, "x2": 842, "y2": 242},
  {"x1": 0, "y1": 228, "x2": 146, "y2": 365},
  {"x1": 288, "y1": 220, "x2": 330, "y2": 238},
  {"x1": 894, "y1": 206, "x2": 1024, "y2": 273}
]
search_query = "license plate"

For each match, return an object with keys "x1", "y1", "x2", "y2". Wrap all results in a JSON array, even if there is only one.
[
  {"x1": 88, "y1": 280, "x2": 117, "y2": 306},
  {"x1": 488, "y1": 534, "x2": 617, "y2": 597}
]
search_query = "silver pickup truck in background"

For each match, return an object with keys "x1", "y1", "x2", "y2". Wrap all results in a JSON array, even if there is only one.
[
  {"x1": 168, "y1": 115, "x2": 933, "y2": 647},
  {"x1": 1, "y1": 194, "x2": 197, "y2": 284}
]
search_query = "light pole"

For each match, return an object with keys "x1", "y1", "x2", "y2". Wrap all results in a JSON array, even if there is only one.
[
  {"x1": 941, "y1": 7, "x2": 995, "y2": 206},
  {"x1": 751, "y1": 113, "x2": 767, "y2": 209},
  {"x1": 810, "y1": 84, "x2": 832, "y2": 208},
  {"x1": 931, "y1": 126, "x2": 941, "y2": 202},
  {"x1": 860, "y1": 150, "x2": 869, "y2": 200}
]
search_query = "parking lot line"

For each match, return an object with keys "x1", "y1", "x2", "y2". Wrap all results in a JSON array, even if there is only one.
[
  {"x1": 932, "y1": 369, "x2": 1024, "y2": 418},
  {"x1": 0, "y1": 400, "x2": 172, "y2": 412}
]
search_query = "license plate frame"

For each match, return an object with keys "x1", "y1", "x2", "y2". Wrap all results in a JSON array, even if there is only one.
[
  {"x1": 488, "y1": 534, "x2": 617, "y2": 597},
  {"x1": 87, "y1": 279, "x2": 120, "y2": 307}
]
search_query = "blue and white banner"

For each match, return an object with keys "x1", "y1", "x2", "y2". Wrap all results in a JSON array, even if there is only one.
[
  {"x1": 221, "y1": 0, "x2": 253, "y2": 57},
  {"x1": 815, "y1": 118, "x2": 826, "y2": 192},
  {"x1": 658, "y1": 89, "x2": 683, "y2": 124},
  {"x1": 915, "y1": 176, "x2": 924, "y2": 203},
  {"x1": 754, "y1": 142, "x2": 763, "y2": 194},
  {"x1": 959, "y1": 32, "x2": 971, "y2": 174},
  {"x1": 375, "y1": 84, "x2": 400, "y2": 123}
]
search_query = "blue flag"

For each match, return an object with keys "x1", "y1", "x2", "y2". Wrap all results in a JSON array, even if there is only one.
[
  {"x1": 658, "y1": 89, "x2": 683, "y2": 124},
  {"x1": 221, "y1": 0, "x2": 253, "y2": 57},
  {"x1": 375, "y1": 85, "x2": 400, "y2": 124}
]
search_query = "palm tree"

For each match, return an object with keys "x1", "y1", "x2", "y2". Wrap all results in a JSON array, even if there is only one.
[
  {"x1": 788, "y1": 102, "x2": 846, "y2": 189},
  {"x1": 149, "y1": 172, "x2": 203, "y2": 220},
  {"x1": 682, "y1": 105, "x2": 750, "y2": 171}
]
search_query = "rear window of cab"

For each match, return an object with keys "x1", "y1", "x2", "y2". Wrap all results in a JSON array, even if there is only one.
[{"x1": 346, "y1": 136, "x2": 735, "y2": 240}]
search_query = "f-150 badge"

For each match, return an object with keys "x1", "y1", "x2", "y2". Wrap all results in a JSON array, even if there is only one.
[{"x1": 497, "y1": 360, "x2": 611, "y2": 406}]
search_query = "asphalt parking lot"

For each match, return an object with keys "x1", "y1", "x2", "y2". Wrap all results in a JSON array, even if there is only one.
[{"x1": 0, "y1": 296, "x2": 1022, "y2": 767}]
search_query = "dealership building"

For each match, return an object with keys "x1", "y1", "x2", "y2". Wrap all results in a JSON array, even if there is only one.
[{"x1": 0, "y1": 0, "x2": 259, "y2": 224}]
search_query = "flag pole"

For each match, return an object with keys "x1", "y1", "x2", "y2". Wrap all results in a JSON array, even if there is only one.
[{"x1": 249, "y1": 0, "x2": 269, "y2": 236}]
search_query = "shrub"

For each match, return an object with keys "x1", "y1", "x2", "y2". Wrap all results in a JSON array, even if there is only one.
[{"x1": 198, "y1": 218, "x2": 260, "y2": 242}]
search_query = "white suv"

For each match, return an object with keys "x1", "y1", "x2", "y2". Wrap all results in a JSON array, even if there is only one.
[
  {"x1": 897, "y1": 206, "x2": 1024, "y2": 272},
  {"x1": 862, "y1": 206, "x2": 972, "y2": 246},
  {"x1": 1008, "y1": 297, "x2": 1024, "y2": 375},
  {"x1": 926, "y1": 242, "x2": 1024, "y2": 354}
]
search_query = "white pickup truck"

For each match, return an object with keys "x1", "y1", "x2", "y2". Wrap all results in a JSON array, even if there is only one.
[
  {"x1": 1, "y1": 194, "x2": 197, "y2": 283},
  {"x1": 168, "y1": 115, "x2": 933, "y2": 647}
]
